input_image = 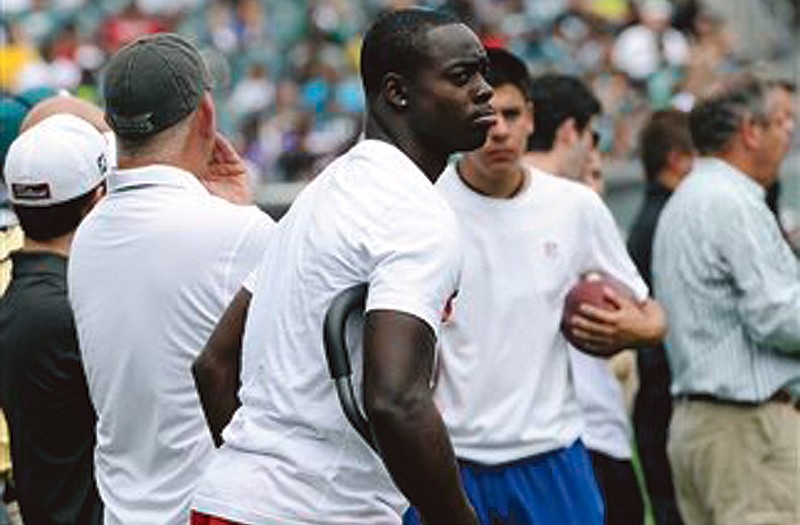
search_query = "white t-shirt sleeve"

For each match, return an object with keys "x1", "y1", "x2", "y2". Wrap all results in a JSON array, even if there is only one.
[
  {"x1": 584, "y1": 192, "x2": 649, "y2": 302},
  {"x1": 225, "y1": 208, "x2": 275, "y2": 297},
  {"x1": 242, "y1": 268, "x2": 259, "y2": 293},
  {"x1": 366, "y1": 208, "x2": 462, "y2": 335}
]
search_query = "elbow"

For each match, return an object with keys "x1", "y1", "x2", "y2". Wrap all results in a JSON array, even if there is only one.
[
  {"x1": 191, "y1": 349, "x2": 214, "y2": 392},
  {"x1": 365, "y1": 385, "x2": 430, "y2": 431}
]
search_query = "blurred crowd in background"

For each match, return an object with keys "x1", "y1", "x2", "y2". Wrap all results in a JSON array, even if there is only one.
[{"x1": 1, "y1": 0, "x2": 798, "y2": 186}]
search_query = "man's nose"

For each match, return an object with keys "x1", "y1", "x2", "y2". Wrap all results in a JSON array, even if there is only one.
[
  {"x1": 490, "y1": 116, "x2": 509, "y2": 138},
  {"x1": 473, "y1": 75, "x2": 493, "y2": 105}
]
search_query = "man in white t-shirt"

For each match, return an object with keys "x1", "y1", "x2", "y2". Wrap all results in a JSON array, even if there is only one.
[
  {"x1": 523, "y1": 73, "x2": 666, "y2": 525},
  {"x1": 405, "y1": 52, "x2": 664, "y2": 525},
  {"x1": 68, "y1": 34, "x2": 275, "y2": 525},
  {"x1": 190, "y1": 8, "x2": 497, "y2": 525}
]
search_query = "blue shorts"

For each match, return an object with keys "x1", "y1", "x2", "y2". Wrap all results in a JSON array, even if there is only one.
[{"x1": 403, "y1": 440, "x2": 604, "y2": 525}]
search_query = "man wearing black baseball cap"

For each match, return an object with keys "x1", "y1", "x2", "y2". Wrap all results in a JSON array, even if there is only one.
[
  {"x1": 68, "y1": 33, "x2": 275, "y2": 525},
  {"x1": 103, "y1": 33, "x2": 213, "y2": 140}
]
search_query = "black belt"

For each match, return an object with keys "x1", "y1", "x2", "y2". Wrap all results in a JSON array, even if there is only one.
[{"x1": 676, "y1": 390, "x2": 800, "y2": 411}]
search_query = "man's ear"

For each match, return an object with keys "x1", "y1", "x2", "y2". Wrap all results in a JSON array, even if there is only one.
[
  {"x1": 81, "y1": 183, "x2": 107, "y2": 217},
  {"x1": 740, "y1": 118, "x2": 762, "y2": 151},
  {"x1": 195, "y1": 93, "x2": 216, "y2": 140},
  {"x1": 666, "y1": 149, "x2": 693, "y2": 173},
  {"x1": 524, "y1": 101, "x2": 535, "y2": 137},
  {"x1": 382, "y1": 72, "x2": 409, "y2": 111},
  {"x1": 555, "y1": 117, "x2": 577, "y2": 147},
  {"x1": 665, "y1": 150, "x2": 683, "y2": 172}
]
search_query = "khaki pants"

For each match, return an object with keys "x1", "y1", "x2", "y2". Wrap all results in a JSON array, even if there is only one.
[
  {"x1": 0, "y1": 226, "x2": 23, "y2": 296},
  {"x1": 668, "y1": 399, "x2": 800, "y2": 525}
]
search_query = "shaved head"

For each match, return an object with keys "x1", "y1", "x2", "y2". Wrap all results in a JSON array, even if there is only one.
[{"x1": 21, "y1": 95, "x2": 109, "y2": 133}]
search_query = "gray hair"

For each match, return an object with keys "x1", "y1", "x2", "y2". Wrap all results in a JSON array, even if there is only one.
[
  {"x1": 115, "y1": 112, "x2": 193, "y2": 159},
  {"x1": 688, "y1": 73, "x2": 786, "y2": 155}
]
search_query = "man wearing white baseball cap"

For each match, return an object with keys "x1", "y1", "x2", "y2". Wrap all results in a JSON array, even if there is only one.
[{"x1": 0, "y1": 113, "x2": 108, "y2": 524}]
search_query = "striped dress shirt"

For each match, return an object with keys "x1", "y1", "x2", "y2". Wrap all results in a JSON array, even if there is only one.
[{"x1": 653, "y1": 157, "x2": 800, "y2": 402}]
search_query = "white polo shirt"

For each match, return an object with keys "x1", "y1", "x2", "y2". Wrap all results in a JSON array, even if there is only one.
[
  {"x1": 68, "y1": 165, "x2": 275, "y2": 525},
  {"x1": 434, "y1": 165, "x2": 647, "y2": 465},
  {"x1": 192, "y1": 140, "x2": 462, "y2": 524}
]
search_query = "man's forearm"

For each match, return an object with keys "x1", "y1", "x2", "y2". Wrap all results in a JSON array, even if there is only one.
[
  {"x1": 367, "y1": 391, "x2": 477, "y2": 525},
  {"x1": 192, "y1": 353, "x2": 241, "y2": 447},
  {"x1": 363, "y1": 309, "x2": 477, "y2": 524},
  {"x1": 634, "y1": 299, "x2": 667, "y2": 348},
  {"x1": 192, "y1": 288, "x2": 250, "y2": 446}
]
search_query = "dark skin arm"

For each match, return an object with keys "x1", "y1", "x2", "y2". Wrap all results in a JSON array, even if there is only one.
[
  {"x1": 192, "y1": 287, "x2": 251, "y2": 447},
  {"x1": 363, "y1": 310, "x2": 478, "y2": 525}
]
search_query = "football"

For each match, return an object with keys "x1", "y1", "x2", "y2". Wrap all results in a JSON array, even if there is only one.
[{"x1": 560, "y1": 270, "x2": 634, "y2": 356}]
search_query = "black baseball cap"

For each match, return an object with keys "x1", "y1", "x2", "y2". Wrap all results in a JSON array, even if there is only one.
[{"x1": 102, "y1": 33, "x2": 212, "y2": 139}]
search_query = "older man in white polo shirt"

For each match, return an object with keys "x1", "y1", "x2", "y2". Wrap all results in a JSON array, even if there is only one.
[{"x1": 68, "y1": 34, "x2": 275, "y2": 525}]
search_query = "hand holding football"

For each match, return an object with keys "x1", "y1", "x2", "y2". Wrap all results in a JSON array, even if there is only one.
[{"x1": 560, "y1": 270, "x2": 635, "y2": 357}]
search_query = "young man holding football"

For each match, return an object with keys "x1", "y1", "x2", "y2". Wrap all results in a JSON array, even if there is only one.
[{"x1": 404, "y1": 57, "x2": 665, "y2": 525}]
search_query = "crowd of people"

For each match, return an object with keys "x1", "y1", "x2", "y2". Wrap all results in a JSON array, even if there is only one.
[
  {"x1": 1, "y1": 0, "x2": 797, "y2": 185},
  {"x1": 0, "y1": 2, "x2": 799, "y2": 525}
]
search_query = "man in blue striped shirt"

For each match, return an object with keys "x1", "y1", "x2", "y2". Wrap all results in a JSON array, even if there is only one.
[{"x1": 653, "y1": 74, "x2": 799, "y2": 525}]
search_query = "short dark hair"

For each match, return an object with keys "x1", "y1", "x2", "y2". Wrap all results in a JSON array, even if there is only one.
[
  {"x1": 485, "y1": 47, "x2": 531, "y2": 98},
  {"x1": 360, "y1": 8, "x2": 460, "y2": 101},
  {"x1": 639, "y1": 110, "x2": 693, "y2": 181},
  {"x1": 527, "y1": 73, "x2": 601, "y2": 152},
  {"x1": 689, "y1": 74, "x2": 786, "y2": 155},
  {"x1": 13, "y1": 187, "x2": 99, "y2": 241}
]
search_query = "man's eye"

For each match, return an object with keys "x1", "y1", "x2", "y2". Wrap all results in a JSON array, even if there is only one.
[{"x1": 450, "y1": 71, "x2": 471, "y2": 85}]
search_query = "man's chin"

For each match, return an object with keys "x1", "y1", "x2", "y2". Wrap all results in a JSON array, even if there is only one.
[{"x1": 455, "y1": 129, "x2": 491, "y2": 153}]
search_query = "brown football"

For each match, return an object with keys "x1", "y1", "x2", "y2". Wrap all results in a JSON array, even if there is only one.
[{"x1": 560, "y1": 270, "x2": 634, "y2": 355}]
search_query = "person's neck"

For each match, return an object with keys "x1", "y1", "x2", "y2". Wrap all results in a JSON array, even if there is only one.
[
  {"x1": 22, "y1": 234, "x2": 73, "y2": 258},
  {"x1": 522, "y1": 150, "x2": 563, "y2": 177},
  {"x1": 713, "y1": 150, "x2": 768, "y2": 188},
  {"x1": 118, "y1": 155, "x2": 198, "y2": 175},
  {"x1": 458, "y1": 160, "x2": 526, "y2": 199},
  {"x1": 364, "y1": 112, "x2": 446, "y2": 183},
  {"x1": 117, "y1": 137, "x2": 205, "y2": 176}
]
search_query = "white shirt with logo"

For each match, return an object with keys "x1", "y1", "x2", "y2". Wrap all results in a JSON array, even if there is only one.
[
  {"x1": 192, "y1": 140, "x2": 462, "y2": 524},
  {"x1": 434, "y1": 164, "x2": 646, "y2": 464},
  {"x1": 68, "y1": 165, "x2": 275, "y2": 525}
]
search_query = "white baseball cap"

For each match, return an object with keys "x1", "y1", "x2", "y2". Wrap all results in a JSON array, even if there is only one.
[{"x1": 4, "y1": 113, "x2": 110, "y2": 207}]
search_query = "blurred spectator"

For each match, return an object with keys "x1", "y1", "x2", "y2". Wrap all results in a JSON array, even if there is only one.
[
  {"x1": 676, "y1": 9, "x2": 734, "y2": 110},
  {"x1": 98, "y1": 1, "x2": 167, "y2": 53},
  {"x1": 627, "y1": 109, "x2": 694, "y2": 525},
  {"x1": 0, "y1": 0, "x2": 794, "y2": 218},
  {"x1": 16, "y1": 37, "x2": 82, "y2": 92},
  {"x1": 1, "y1": 0, "x2": 31, "y2": 15},
  {"x1": 15, "y1": 0, "x2": 63, "y2": 46},
  {"x1": 586, "y1": 0, "x2": 632, "y2": 26},
  {"x1": 0, "y1": 23, "x2": 39, "y2": 93},
  {"x1": 612, "y1": 1, "x2": 689, "y2": 83},
  {"x1": 653, "y1": 73, "x2": 800, "y2": 525},
  {"x1": 229, "y1": 62, "x2": 275, "y2": 119}
]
